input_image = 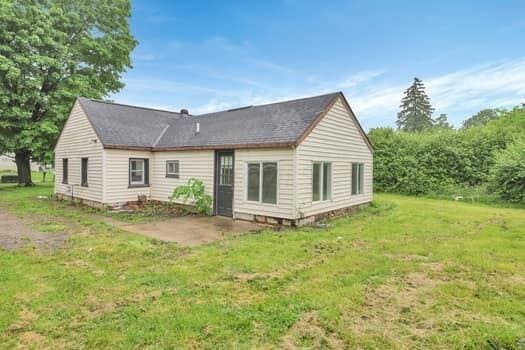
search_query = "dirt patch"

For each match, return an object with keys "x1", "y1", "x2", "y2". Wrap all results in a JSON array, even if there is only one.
[
  {"x1": 17, "y1": 331, "x2": 46, "y2": 348},
  {"x1": 0, "y1": 208, "x2": 67, "y2": 251},
  {"x1": 282, "y1": 311, "x2": 345, "y2": 349},
  {"x1": 348, "y1": 270, "x2": 445, "y2": 346}
]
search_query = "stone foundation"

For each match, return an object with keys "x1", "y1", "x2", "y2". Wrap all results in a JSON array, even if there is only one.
[{"x1": 55, "y1": 193, "x2": 106, "y2": 209}]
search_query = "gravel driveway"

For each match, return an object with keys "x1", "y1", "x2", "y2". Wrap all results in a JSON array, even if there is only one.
[{"x1": 0, "y1": 208, "x2": 67, "y2": 251}]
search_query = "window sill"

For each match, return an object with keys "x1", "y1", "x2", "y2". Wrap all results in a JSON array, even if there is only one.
[
  {"x1": 81, "y1": 185, "x2": 88, "y2": 188},
  {"x1": 128, "y1": 184, "x2": 150, "y2": 188},
  {"x1": 246, "y1": 199, "x2": 278, "y2": 206},
  {"x1": 166, "y1": 175, "x2": 180, "y2": 179}
]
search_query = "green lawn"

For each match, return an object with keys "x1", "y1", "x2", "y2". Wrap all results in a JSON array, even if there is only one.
[{"x1": 0, "y1": 183, "x2": 524, "y2": 349}]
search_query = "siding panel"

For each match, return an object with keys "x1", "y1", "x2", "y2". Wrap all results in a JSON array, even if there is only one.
[
  {"x1": 296, "y1": 98, "x2": 373, "y2": 217},
  {"x1": 54, "y1": 101, "x2": 104, "y2": 202},
  {"x1": 234, "y1": 148, "x2": 295, "y2": 219},
  {"x1": 150, "y1": 151, "x2": 214, "y2": 203},
  {"x1": 104, "y1": 149, "x2": 153, "y2": 204}
]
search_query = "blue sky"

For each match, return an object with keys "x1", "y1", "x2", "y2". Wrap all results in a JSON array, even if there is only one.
[{"x1": 113, "y1": 0, "x2": 525, "y2": 130}]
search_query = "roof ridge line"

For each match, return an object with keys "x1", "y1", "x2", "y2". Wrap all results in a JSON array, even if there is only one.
[
  {"x1": 196, "y1": 91, "x2": 341, "y2": 116},
  {"x1": 79, "y1": 97, "x2": 183, "y2": 116}
]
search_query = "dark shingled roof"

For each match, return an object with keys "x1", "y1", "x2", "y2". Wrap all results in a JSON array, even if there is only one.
[
  {"x1": 78, "y1": 97, "x2": 180, "y2": 148},
  {"x1": 76, "y1": 92, "x2": 369, "y2": 151}
]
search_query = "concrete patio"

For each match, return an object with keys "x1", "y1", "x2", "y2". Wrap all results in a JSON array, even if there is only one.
[{"x1": 107, "y1": 215, "x2": 269, "y2": 246}]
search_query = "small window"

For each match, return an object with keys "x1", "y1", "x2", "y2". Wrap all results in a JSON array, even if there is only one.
[
  {"x1": 129, "y1": 158, "x2": 149, "y2": 186},
  {"x1": 312, "y1": 162, "x2": 331, "y2": 202},
  {"x1": 62, "y1": 159, "x2": 68, "y2": 184},
  {"x1": 352, "y1": 163, "x2": 364, "y2": 195},
  {"x1": 219, "y1": 154, "x2": 233, "y2": 186},
  {"x1": 246, "y1": 161, "x2": 278, "y2": 204},
  {"x1": 81, "y1": 158, "x2": 88, "y2": 187},
  {"x1": 166, "y1": 160, "x2": 179, "y2": 178}
]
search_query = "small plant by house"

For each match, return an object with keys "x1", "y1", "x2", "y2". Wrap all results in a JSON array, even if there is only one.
[{"x1": 170, "y1": 178, "x2": 212, "y2": 215}]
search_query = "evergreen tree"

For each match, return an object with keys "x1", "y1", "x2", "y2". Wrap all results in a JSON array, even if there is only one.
[{"x1": 396, "y1": 78, "x2": 435, "y2": 132}]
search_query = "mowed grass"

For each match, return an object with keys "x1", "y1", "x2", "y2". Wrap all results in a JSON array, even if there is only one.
[{"x1": 0, "y1": 183, "x2": 524, "y2": 349}]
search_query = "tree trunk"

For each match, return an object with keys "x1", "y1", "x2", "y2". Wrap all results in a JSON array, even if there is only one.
[{"x1": 15, "y1": 152, "x2": 33, "y2": 186}]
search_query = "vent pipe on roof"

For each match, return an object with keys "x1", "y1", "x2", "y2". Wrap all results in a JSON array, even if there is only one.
[
  {"x1": 180, "y1": 108, "x2": 189, "y2": 115},
  {"x1": 195, "y1": 122, "x2": 200, "y2": 135}
]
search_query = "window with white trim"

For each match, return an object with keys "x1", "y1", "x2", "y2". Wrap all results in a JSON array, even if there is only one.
[
  {"x1": 246, "y1": 161, "x2": 278, "y2": 204},
  {"x1": 352, "y1": 163, "x2": 364, "y2": 195},
  {"x1": 166, "y1": 160, "x2": 179, "y2": 178},
  {"x1": 129, "y1": 158, "x2": 149, "y2": 186},
  {"x1": 312, "y1": 162, "x2": 331, "y2": 201}
]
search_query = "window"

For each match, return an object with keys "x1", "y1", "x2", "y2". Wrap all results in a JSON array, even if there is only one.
[
  {"x1": 246, "y1": 161, "x2": 278, "y2": 204},
  {"x1": 262, "y1": 162, "x2": 278, "y2": 204},
  {"x1": 312, "y1": 162, "x2": 331, "y2": 201},
  {"x1": 352, "y1": 163, "x2": 364, "y2": 195},
  {"x1": 62, "y1": 159, "x2": 68, "y2": 184},
  {"x1": 219, "y1": 154, "x2": 233, "y2": 185},
  {"x1": 81, "y1": 158, "x2": 88, "y2": 187},
  {"x1": 166, "y1": 160, "x2": 179, "y2": 178},
  {"x1": 129, "y1": 158, "x2": 149, "y2": 186},
  {"x1": 247, "y1": 163, "x2": 260, "y2": 201}
]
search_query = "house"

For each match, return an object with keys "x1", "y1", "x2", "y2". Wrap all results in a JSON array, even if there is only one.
[
  {"x1": 0, "y1": 154, "x2": 44, "y2": 172},
  {"x1": 54, "y1": 92, "x2": 373, "y2": 226}
]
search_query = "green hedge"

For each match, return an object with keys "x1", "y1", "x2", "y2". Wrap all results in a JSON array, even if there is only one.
[
  {"x1": 489, "y1": 140, "x2": 525, "y2": 203},
  {"x1": 368, "y1": 107, "x2": 525, "y2": 202}
]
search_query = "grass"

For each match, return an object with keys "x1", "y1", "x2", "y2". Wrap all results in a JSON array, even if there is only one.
[{"x1": 0, "y1": 182, "x2": 524, "y2": 349}]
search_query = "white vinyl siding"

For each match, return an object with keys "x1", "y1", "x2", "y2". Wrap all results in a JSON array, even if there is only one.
[
  {"x1": 54, "y1": 101, "x2": 104, "y2": 202},
  {"x1": 295, "y1": 98, "x2": 373, "y2": 218},
  {"x1": 150, "y1": 150, "x2": 214, "y2": 204},
  {"x1": 234, "y1": 148, "x2": 295, "y2": 219},
  {"x1": 103, "y1": 149, "x2": 152, "y2": 204}
]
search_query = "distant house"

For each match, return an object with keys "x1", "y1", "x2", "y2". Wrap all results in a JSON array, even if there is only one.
[
  {"x1": 54, "y1": 92, "x2": 373, "y2": 225},
  {"x1": 0, "y1": 154, "x2": 42, "y2": 172}
]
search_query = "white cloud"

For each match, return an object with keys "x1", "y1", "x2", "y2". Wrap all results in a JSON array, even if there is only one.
[
  {"x1": 348, "y1": 57, "x2": 525, "y2": 126},
  {"x1": 338, "y1": 69, "x2": 385, "y2": 89}
]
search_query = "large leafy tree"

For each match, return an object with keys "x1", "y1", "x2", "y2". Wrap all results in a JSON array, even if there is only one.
[
  {"x1": 0, "y1": 0, "x2": 136, "y2": 185},
  {"x1": 396, "y1": 77, "x2": 435, "y2": 132},
  {"x1": 462, "y1": 108, "x2": 501, "y2": 129},
  {"x1": 434, "y1": 113, "x2": 453, "y2": 130}
]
